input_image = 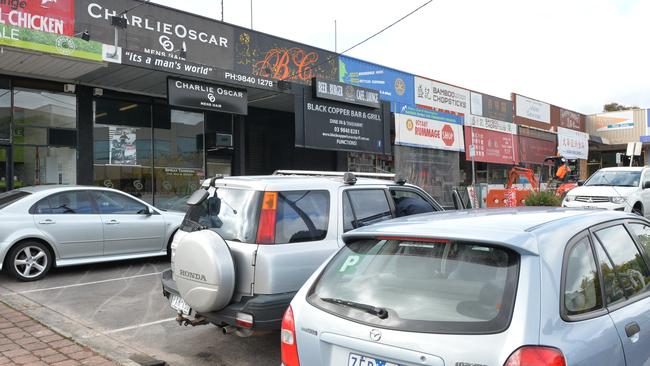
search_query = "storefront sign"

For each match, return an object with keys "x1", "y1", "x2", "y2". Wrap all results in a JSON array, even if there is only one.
[
  {"x1": 297, "y1": 95, "x2": 386, "y2": 154},
  {"x1": 235, "y1": 30, "x2": 338, "y2": 84},
  {"x1": 518, "y1": 125, "x2": 556, "y2": 142},
  {"x1": 0, "y1": 0, "x2": 105, "y2": 62},
  {"x1": 483, "y1": 94, "x2": 513, "y2": 122},
  {"x1": 464, "y1": 126, "x2": 518, "y2": 165},
  {"x1": 395, "y1": 113, "x2": 464, "y2": 152},
  {"x1": 557, "y1": 127, "x2": 588, "y2": 159},
  {"x1": 167, "y1": 78, "x2": 247, "y2": 115},
  {"x1": 559, "y1": 109, "x2": 584, "y2": 131},
  {"x1": 313, "y1": 78, "x2": 380, "y2": 108},
  {"x1": 519, "y1": 136, "x2": 556, "y2": 164},
  {"x1": 397, "y1": 104, "x2": 464, "y2": 125},
  {"x1": 466, "y1": 115, "x2": 517, "y2": 135},
  {"x1": 515, "y1": 95, "x2": 550, "y2": 124},
  {"x1": 414, "y1": 77, "x2": 470, "y2": 118},
  {"x1": 75, "y1": 0, "x2": 235, "y2": 69},
  {"x1": 594, "y1": 111, "x2": 635, "y2": 131},
  {"x1": 339, "y1": 56, "x2": 413, "y2": 112}
]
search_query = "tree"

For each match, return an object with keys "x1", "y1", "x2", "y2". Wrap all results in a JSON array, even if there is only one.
[{"x1": 603, "y1": 102, "x2": 639, "y2": 112}]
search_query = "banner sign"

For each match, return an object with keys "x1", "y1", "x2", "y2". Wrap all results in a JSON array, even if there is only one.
[
  {"x1": 0, "y1": 0, "x2": 105, "y2": 62},
  {"x1": 464, "y1": 126, "x2": 518, "y2": 165},
  {"x1": 75, "y1": 0, "x2": 235, "y2": 69},
  {"x1": 339, "y1": 56, "x2": 413, "y2": 112},
  {"x1": 298, "y1": 95, "x2": 386, "y2": 154},
  {"x1": 559, "y1": 109, "x2": 584, "y2": 131},
  {"x1": 167, "y1": 78, "x2": 247, "y2": 115},
  {"x1": 109, "y1": 127, "x2": 137, "y2": 165},
  {"x1": 414, "y1": 77, "x2": 470, "y2": 118},
  {"x1": 466, "y1": 115, "x2": 517, "y2": 134},
  {"x1": 397, "y1": 104, "x2": 463, "y2": 125},
  {"x1": 234, "y1": 30, "x2": 338, "y2": 84},
  {"x1": 557, "y1": 127, "x2": 588, "y2": 159},
  {"x1": 519, "y1": 136, "x2": 556, "y2": 164},
  {"x1": 395, "y1": 113, "x2": 464, "y2": 152},
  {"x1": 313, "y1": 78, "x2": 380, "y2": 108},
  {"x1": 594, "y1": 111, "x2": 635, "y2": 132},
  {"x1": 515, "y1": 95, "x2": 551, "y2": 124}
]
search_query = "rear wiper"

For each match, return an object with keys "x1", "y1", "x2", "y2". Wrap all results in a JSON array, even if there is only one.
[{"x1": 321, "y1": 297, "x2": 388, "y2": 319}]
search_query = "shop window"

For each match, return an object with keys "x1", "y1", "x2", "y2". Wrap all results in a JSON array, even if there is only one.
[
  {"x1": 93, "y1": 99, "x2": 153, "y2": 203},
  {"x1": 0, "y1": 89, "x2": 10, "y2": 142},
  {"x1": 13, "y1": 146, "x2": 76, "y2": 187},
  {"x1": 154, "y1": 109, "x2": 205, "y2": 212},
  {"x1": 13, "y1": 89, "x2": 76, "y2": 129}
]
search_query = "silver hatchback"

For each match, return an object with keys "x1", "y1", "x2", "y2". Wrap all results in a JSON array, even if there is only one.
[
  {"x1": 0, "y1": 186, "x2": 184, "y2": 281},
  {"x1": 282, "y1": 208, "x2": 650, "y2": 366}
]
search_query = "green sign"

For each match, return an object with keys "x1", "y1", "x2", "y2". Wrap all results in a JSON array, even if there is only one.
[{"x1": 0, "y1": 24, "x2": 103, "y2": 62}]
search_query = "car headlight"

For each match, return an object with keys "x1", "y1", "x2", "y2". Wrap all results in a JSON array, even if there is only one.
[
  {"x1": 611, "y1": 196, "x2": 626, "y2": 204},
  {"x1": 564, "y1": 195, "x2": 576, "y2": 202}
]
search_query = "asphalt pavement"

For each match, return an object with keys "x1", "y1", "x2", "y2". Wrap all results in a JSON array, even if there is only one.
[{"x1": 0, "y1": 258, "x2": 280, "y2": 365}]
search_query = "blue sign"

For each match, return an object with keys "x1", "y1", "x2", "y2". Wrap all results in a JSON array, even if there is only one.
[
  {"x1": 647, "y1": 109, "x2": 650, "y2": 127},
  {"x1": 339, "y1": 56, "x2": 414, "y2": 112},
  {"x1": 395, "y1": 103, "x2": 464, "y2": 125}
]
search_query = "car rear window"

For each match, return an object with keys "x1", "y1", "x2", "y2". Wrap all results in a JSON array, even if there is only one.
[
  {"x1": 182, "y1": 188, "x2": 261, "y2": 243},
  {"x1": 308, "y1": 238, "x2": 519, "y2": 334},
  {"x1": 0, "y1": 191, "x2": 31, "y2": 210}
]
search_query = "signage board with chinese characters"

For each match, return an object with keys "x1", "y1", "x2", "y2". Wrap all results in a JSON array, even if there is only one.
[
  {"x1": 167, "y1": 78, "x2": 247, "y2": 115},
  {"x1": 313, "y1": 78, "x2": 380, "y2": 108},
  {"x1": 519, "y1": 136, "x2": 557, "y2": 164},
  {"x1": 557, "y1": 127, "x2": 588, "y2": 159},
  {"x1": 395, "y1": 113, "x2": 464, "y2": 152},
  {"x1": 558, "y1": 108, "x2": 585, "y2": 131},
  {"x1": 466, "y1": 115, "x2": 517, "y2": 135},
  {"x1": 471, "y1": 93, "x2": 513, "y2": 122},
  {"x1": 295, "y1": 91, "x2": 388, "y2": 154},
  {"x1": 339, "y1": 56, "x2": 413, "y2": 112},
  {"x1": 414, "y1": 77, "x2": 470, "y2": 119},
  {"x1": 515, "y1": 95, "x2": 551, "y2": 124},
  {"x1": 464, "y1": 126, "x2": 518, "y2": 165}
]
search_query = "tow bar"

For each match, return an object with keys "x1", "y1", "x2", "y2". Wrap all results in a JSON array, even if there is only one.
[{"x1": 176, "y1": 313, "x2": 207, "y2": 327}]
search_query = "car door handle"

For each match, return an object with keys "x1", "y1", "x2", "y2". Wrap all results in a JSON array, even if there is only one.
[
  {"x1": 105, "y1": 219, "x2": 120, "y2": 225},
  {"x1": 38, "y1": 219, "x2": 55, "y2": 225},
  {"x1": 625, "y1": 322, "x2": 641, "y2": 338}
]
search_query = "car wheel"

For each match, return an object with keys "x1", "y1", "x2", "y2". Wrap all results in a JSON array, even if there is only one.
[
  {"x1": 7, "y1": 242, "x2": 52, "y2": 281},
  {"x1": 633, "y1": 204, "x2": 644, "y2": 217}
]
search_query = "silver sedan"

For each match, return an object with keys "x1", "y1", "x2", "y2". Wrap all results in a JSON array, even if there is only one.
[{"x1": 0, "y1": 186, "x2": 184, "y2": 281}]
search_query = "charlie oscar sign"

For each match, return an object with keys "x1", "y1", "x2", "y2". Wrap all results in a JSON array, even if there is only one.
[{"x1": 167, "y1": 77, "x2": 247, "y2": 115}]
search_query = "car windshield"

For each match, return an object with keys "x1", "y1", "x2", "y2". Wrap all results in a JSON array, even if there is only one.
[
  {"x1": 182, "y1": 188, "x2": 261, "y2": 243},
  {"x1": 585, "y1": 170, "x2": 641, "y2": 187},
  {"x1": 0, "y1": 190, "x2": 31, "y2": 210},
  {"x1": 309, "y1": 238, "x2": 519, "y2": 334}
]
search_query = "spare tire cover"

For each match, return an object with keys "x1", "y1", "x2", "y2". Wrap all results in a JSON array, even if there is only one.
[{"x1": 173, "y1": 230, "x2": 235, "y2": 313}]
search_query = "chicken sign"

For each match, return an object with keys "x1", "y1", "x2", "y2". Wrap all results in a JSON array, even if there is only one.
[{"x1": 0, "y1": 0, "x2": 75, "y2": 36}]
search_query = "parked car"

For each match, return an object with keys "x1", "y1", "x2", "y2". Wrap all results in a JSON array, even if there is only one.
[
  {"x1": 161, "y1": 171, "x2": 444, "y2": 336},
  {"x1": 281, "y1": 208, "x2": 650, "y2": 366},
  {"x1": 563, "y1": 166, "x2": 650, "y2": 217},
  {"x1": 0, "y1": 186, "x2": 184, "y2": 281}
]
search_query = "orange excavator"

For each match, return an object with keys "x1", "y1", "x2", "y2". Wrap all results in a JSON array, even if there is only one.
[
  {"x1": 543, "y1": 156, "x2": 579, "y2": 198},
  {"x1": 486, "y1": 166, "x2": 539, "y2": 208}
]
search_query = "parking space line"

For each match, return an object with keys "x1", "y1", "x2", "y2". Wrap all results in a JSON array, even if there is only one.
[
  {"x1": 1, "y1": 272, "x2": 164, "y2": 296},
  {"x1": 84, "y1": 317, "x2": 177, "y2": 338}
]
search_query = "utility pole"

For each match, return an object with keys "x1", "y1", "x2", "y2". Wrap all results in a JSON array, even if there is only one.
[
  {"x1": 334, "y1": 20, "x2": 337, "y2": 53},
  {"x1": 250, "y1": 0, "x2": 253, "y2": 29},
  {"x1": 221, "y1": 0, "x2": 224, "y2": 21}
]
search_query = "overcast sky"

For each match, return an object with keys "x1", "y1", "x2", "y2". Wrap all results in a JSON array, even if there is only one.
[{"x1": 151, "y1": 0, "x2": 646, "y2": 115}]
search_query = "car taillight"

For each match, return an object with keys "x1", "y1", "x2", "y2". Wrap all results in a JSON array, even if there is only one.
[
  {"x1": 281, "y1": 306, "x2": 300, "y2": 366},
  {"x1": 256, "y1": 191, "x2": 277, "y2": 244},
  {"x1": 505, "y1": 346, "x2": 566, "y2": 366}
]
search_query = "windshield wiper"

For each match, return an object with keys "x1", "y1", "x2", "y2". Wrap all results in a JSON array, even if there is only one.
[{"x1": 321, "y1": 297, "x2": 388, "y2": 319}]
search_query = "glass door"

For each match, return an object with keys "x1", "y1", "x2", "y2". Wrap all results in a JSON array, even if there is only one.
[{"x1": 0, "y1": 146, "x2": 8, "y2": 192}]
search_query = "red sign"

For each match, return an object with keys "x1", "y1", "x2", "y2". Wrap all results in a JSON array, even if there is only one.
[
  {"x1": 464, "y1": 127, "x2": 519, "y2": 165},
  {"x1": 519, "y1": 136, "x2": 557, "y2": 164},
  {"x1": 0, "y1": 0, "x2": 75, "y2": 36},
  {"x1": 442, "y1": 124, "x2": 455, "y2": 146}
]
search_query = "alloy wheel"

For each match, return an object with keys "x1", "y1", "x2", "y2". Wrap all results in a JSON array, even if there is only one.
[{"x1": 13, "y1": 246, "x2": 48, "y2": 279}]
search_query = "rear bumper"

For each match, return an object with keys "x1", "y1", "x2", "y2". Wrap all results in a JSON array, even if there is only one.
[{"x1": 161, "y1": 269, "x2": 294, "y2": 330}]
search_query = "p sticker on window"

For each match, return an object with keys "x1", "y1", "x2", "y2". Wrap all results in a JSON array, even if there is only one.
[{"x1": 339, "y1": 255, "x2": 360, "y2": 272}]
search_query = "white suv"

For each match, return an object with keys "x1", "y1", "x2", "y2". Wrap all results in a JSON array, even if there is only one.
[
  {"x1": 563, "y1": 166, "x2": 650, "y2": 216},
  {"x1": 161, "y1": 171, "x2": 444, "y2": 336}
]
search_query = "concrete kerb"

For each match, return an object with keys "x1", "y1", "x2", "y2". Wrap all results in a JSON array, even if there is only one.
[{"x1": 1, "y1": 295, "x2": 142, "y2": 366}]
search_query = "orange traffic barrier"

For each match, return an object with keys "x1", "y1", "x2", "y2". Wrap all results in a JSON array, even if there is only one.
[{"x1": 486, "y1": 189, "x2": 532, "y2": 208}]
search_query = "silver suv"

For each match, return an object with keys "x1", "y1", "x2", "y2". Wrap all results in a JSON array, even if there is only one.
[{"x1": 161, "y1": 171, "x2": 443, "y2": 336}]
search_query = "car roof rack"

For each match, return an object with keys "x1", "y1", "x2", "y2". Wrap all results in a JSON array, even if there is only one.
[{"x1": 273, "y1": 170, "x2": 396, "y2": 180}]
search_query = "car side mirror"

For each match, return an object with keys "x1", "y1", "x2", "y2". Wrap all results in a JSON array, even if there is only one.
[
  {"x1": 577, "y1": 180, "x2": 585, "y2": 186},
  {"x1": 187, "y1": 189, "x2": 209, "y2": 206},
  {"x1": 139, "y1": 206, "x2": 153, "y2": 215},
  {"x1": 644, "y1": 181, "x2": 650, "y2": 189}
]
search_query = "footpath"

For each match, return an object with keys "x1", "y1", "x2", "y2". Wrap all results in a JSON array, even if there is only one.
[{"x1": 0, "y1": 302, "x2": 117, "y2": 366}]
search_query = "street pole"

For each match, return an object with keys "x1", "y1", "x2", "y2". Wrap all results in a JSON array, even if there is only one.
[
  {"x1": 334, "y1": 20, "x2": 337, "y2": 53},
  {"x1": 250, "y1": 0, "x2": 253, "y2": 29},
  {"x1": 221, "y1": 0, "x2": 224, "y2": 21}
]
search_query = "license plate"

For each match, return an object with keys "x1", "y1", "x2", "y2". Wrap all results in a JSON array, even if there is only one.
[
  {"x1": 348, "y1": 353, "x2": 402, "y2": 366},
  {"x1": 170, "y1": 294, "x2": 192, "y2": 316}
]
